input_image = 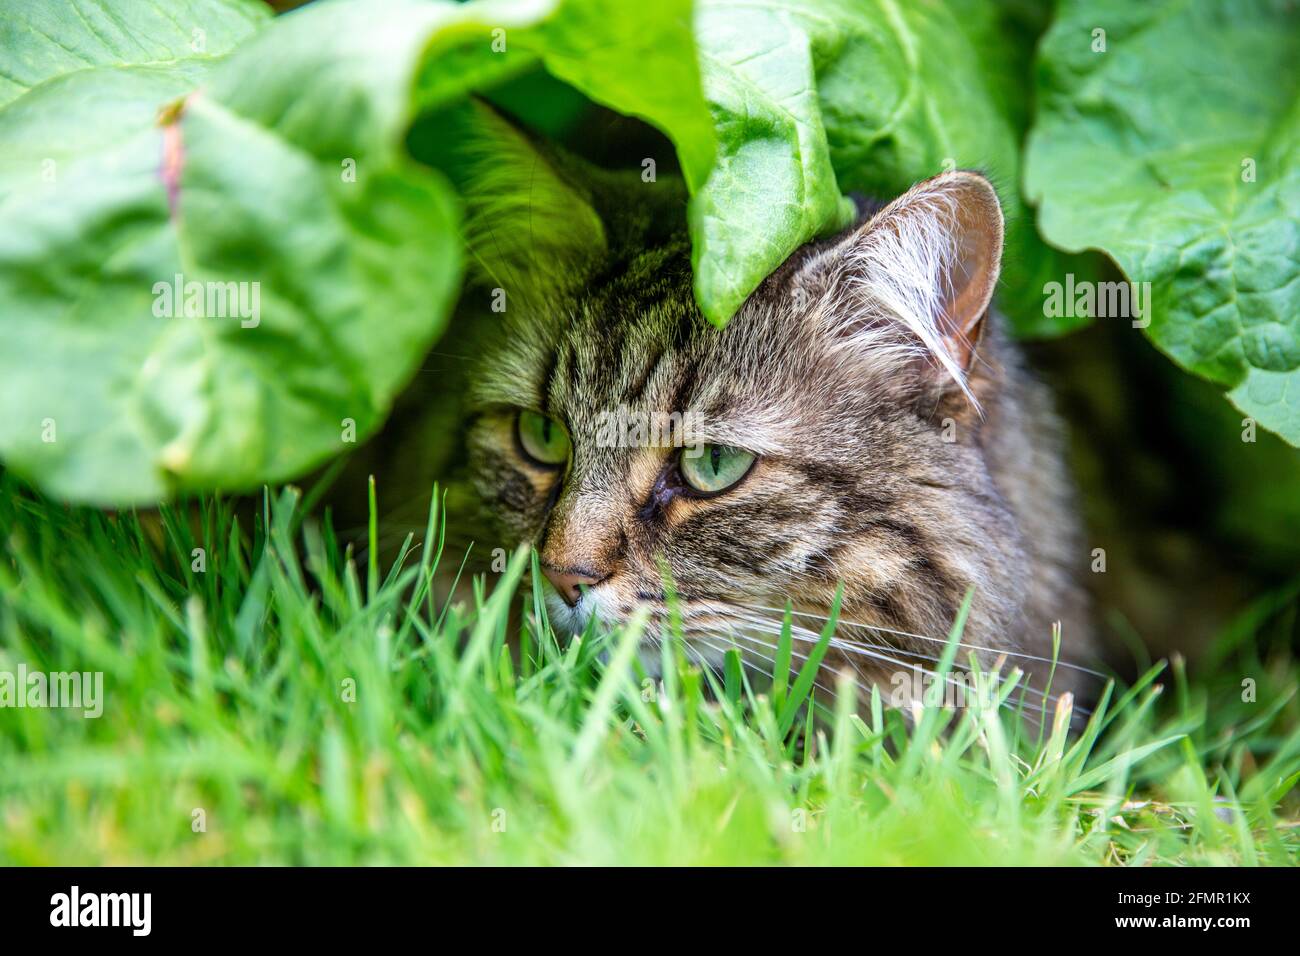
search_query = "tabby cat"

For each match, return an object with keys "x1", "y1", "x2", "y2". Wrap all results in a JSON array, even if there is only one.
[{"x1": 454, "y1": 108, "x2": 1095, "y2": 713}]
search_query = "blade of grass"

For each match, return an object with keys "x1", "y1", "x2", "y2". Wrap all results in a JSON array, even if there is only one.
[{"x1": 777, "y1": 584, "x2": 843, "y2": 737}]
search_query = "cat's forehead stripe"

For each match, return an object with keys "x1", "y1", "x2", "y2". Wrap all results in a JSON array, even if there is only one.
[
  {"x1": 623, "y1": 345, "x2": 665, "y2": 403},
  {"x1": 538, "y1": 343, "x2": 561, "y2": 414},
  {"x1": 545, "y1": 277, "x2": 696, "y2": 415}
]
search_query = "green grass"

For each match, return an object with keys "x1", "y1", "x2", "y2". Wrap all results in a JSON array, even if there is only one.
[{"x1": 0, "y1": 474, "x2": 1297, "y2": 866}]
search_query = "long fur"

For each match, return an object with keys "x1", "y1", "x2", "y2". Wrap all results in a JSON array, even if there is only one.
[{"x1": 464, "y1": 171, "x2": 1096, "y2": 711}]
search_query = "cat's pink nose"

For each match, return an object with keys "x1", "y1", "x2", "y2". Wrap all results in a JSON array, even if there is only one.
[{"x1": 542, "y1": 565, "x2": 603, "y2": 607}]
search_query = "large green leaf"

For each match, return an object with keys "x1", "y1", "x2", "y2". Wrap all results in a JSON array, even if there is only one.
[
  {"x1": 0, "y1": 0, "x2": 268, "y2": 108},
  {"x1": 0, "y1": 0, "x2": 717, "y2": 503},
  {"x1": 0, "y1": 65, "x2": 461, "y2": 503},
  {"x1": 688, "y1": 0, "x2": 1079, "y2": 334},
  {"x1": 207, "y1": 0, "x2": 714, "y2": 185},
  {"x1": 1025, "y1": 0, "x2": 1300, "y2": 444},
  {"x1": 687, "y1": 0, "x2": 855, "y2": 326},
  {"x1": 0, "y1": 0, "x2": 470, "y2": 503}
]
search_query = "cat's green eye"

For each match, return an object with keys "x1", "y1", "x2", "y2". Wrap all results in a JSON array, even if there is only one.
[
  {"x1": 517, "y1": 410, "x2": 570, "y2": 466},
  {"x1": 679, "y1": 444, "x2": 755, "y2": 495}
]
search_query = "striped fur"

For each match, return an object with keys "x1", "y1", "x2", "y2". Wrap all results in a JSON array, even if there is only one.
[{"x1": 466, "y1": 171, "x2": 1094, "y2": 706}]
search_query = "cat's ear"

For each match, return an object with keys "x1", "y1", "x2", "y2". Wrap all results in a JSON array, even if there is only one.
[
  {"x1": 800, "y1": 171, "x2": 1004, "y2": 394},
  {"x1": 420, "y1": 100, "x2": 608, "y2": 300}
]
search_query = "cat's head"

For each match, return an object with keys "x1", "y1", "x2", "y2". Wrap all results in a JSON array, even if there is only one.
[{"x1": 462, "y1": 113, "x2": 1027, "y2": 676}]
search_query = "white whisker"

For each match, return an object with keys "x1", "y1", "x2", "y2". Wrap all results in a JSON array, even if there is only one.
[
  {"x1": 736, "y1": 602, "x2": 1108, "y2": 681},
  {"x1": 711, "y1": 607, "x2": 1064, "y2": 719}
]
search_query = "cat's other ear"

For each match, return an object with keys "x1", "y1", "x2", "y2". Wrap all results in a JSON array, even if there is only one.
[
  {"x1": 415, "y1": 99, "x2": 608, "y2": 300},
  {"x1": 799, "y1": 171, "x2": 1004, "y2": 393}
]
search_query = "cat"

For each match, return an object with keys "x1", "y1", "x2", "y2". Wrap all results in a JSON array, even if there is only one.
[{"x1": 445, "y1": 105, "x2": 1097, "y2": 716}]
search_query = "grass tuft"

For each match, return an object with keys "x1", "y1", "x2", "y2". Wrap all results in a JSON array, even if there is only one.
[{"x1": 0, "y1": 475, "x2": 1296, "y2": 865}]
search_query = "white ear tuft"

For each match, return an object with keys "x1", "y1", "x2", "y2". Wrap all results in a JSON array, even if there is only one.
[{"x1": 811, "y1": 171, "x2": 1005, "y2": 403}]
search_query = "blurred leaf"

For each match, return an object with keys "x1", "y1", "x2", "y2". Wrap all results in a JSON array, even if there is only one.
[
  {"x1": 0, "y1": 0, "x2": 714, "y2": 503},
  {"x1": 0, "y1": 0, "x2": 268, "y2": 109},
  {"x1": 481, "y1": 67, "x2": 592, "y2": 140},
  {"x1": 1026, "y1": 0, "x2": 1300, "y2": 444},
  {"x1": 526, "y1": 0, "x2": 715, "y2": 191},
  {"x1": 0, "y1": 0, "x2": 462, "y2": 503},
  {"x1": 209, "y1": 0, "x2": 715, "y2": 183}
]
